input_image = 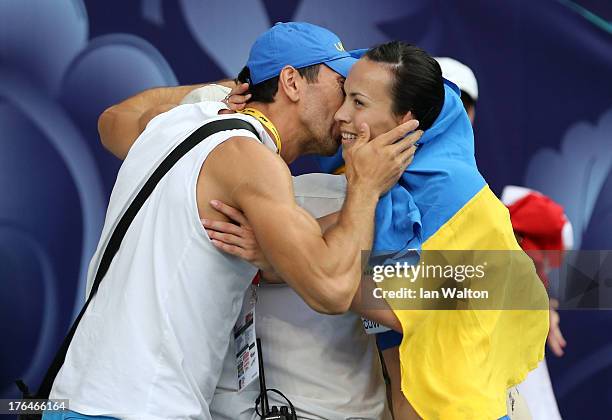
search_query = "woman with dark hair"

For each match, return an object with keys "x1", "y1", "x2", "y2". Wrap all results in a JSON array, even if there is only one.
[
  {"x1": 333, "y1": 41, "x2": 547, "y2": 420},
  {"x1": 207, "y1": 41, "x2": 548, "y2": 419}
]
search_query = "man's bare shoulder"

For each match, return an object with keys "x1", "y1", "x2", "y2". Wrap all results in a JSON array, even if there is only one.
[
  {"x1": 201, "y1": 136, "x2": 292, "y2": 199},
  {"x1": 211, "y1": 136, "x2": 287, "y2": 172},
  {"x1": 213, "y1": 135, "x2": 276, "y2": 156}
]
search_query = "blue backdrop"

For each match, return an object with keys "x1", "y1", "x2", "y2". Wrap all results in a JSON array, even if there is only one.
[{"x1": 1, "y1": 1, "x2": 611, "y2": 418}]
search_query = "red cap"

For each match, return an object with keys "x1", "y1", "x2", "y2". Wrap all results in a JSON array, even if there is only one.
[{"x1": 502, "y1": 186, "x2": 570, "y2": 288}]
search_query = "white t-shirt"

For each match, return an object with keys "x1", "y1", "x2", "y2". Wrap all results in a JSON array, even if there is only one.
[
  {"x1": 211, "y1": 173, "x2": 391, "y2": 420},
  {"x1": 50, "y1": 102, "x2": 276, "y2": 420}
]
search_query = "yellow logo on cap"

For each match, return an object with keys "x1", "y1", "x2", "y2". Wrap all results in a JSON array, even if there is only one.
[{"x1": 334, "y1": 42, "x2": 345, "y2": 52}]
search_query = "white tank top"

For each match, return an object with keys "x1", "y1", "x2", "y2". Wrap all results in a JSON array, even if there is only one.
[
  {"x1": 211, "y1": 174, "x2": 391, "y2": 420},
  {"x1": 50, "y1": 102, "x2": 276, "y2": 420}
]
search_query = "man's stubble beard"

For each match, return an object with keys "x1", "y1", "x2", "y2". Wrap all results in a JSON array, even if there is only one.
[
  {"x1": 300, "y1": 132, "x2": 339, "y2": 156},
  {"x1": 298, "y1": 90, "x2": 341, "y2": 157},
  {"x1": 318, "y1": 136, "x2": 341, "y2": 156}
]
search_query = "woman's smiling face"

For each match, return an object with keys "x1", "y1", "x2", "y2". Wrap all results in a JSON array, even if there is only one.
[{"x1": 334, "y1": 58, "x2": 411, "y2": 147}]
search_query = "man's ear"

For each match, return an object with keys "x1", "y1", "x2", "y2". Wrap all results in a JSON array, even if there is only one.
[{"x1": 278, "y1": 66, "x2": 301, "y2": 102}]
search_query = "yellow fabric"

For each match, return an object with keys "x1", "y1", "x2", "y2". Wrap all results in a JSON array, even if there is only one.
[{"x1": 388, "y1": 185, "x2": 549, "y2": 420}]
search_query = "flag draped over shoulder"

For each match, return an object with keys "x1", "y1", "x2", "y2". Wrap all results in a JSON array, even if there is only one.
[{"x1": 317, "y1": 83, "x2": 549, "y2": 419}]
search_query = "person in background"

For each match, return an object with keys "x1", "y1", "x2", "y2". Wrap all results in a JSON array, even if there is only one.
[{"x1": 435, "y1": 57, "x2": 478, "y2": 124}]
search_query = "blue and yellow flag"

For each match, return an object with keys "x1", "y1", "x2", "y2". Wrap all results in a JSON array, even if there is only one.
[{"x1": 318, "y1": 83, "x2": 549, "y2": 419}]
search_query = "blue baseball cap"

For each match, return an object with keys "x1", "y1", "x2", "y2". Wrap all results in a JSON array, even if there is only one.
[{"x1": 246, "y1": 22, "x2": 359, "y2": 84}]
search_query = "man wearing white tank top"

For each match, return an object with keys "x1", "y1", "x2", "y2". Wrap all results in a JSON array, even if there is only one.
[{"x1": 46, "y1": 22, "x2": 420, "y2": 420}]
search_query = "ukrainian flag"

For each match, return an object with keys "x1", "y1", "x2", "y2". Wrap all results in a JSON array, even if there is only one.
[{"x1": 318, "y1": 82, "x2": 549, "y2": 419}]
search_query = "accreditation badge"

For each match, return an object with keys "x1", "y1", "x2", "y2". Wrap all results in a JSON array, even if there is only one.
[{"x1": 233, "y1": 285, "x2": 259, "y2": 392}]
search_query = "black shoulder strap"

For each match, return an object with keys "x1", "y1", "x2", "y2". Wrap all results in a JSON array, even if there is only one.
[{"x1": 21, "y1": 118, "x2": 259, "y2": 401}]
